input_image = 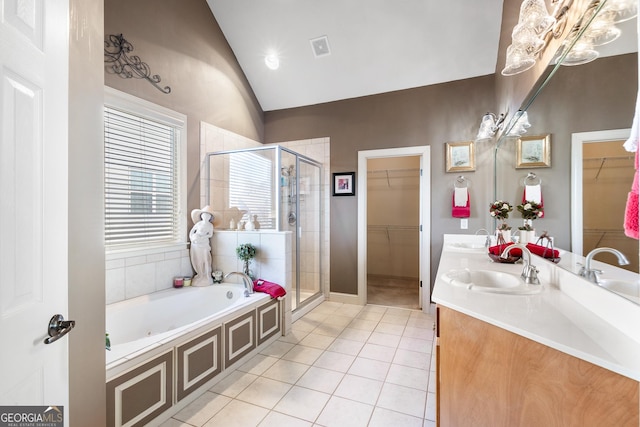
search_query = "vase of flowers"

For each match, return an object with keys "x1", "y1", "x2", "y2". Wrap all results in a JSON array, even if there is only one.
[
  {"x1": 490, "y1": 200, "x2": 513, "y2": 243},
  {"x1": 236, "y1": 243, "x2": 257, "y2": 279},
  {"x1": 517, "y1": 201, "x2": 543, "y2": 244}
]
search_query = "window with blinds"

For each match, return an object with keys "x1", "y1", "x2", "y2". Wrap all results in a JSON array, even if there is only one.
[
  {"x1": 229, "y1": 151, "x2": 275, "y2": 229},
  {"x1": 104, "y1": 105, "x2": 181, "y2": 247}
]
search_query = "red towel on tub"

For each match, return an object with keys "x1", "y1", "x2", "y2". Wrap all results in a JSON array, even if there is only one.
[{"x1": 253, "y1": 279, "x2": 286, "y2": 299}]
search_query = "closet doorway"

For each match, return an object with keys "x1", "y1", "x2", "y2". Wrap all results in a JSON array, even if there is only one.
[
  {"x1": 367, "y1": 156, "x2": 421, "y2": 308},
  {"x1": 571, "y1": 129, "x2": 639, "y2": 272},
  {"x1": 357, "y1": 146, "x2": 431, "y2": 311}
]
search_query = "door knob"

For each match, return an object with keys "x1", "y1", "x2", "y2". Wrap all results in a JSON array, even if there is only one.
[{"x1": 44, "y1": 314, "x2": 76, "y2": 344}]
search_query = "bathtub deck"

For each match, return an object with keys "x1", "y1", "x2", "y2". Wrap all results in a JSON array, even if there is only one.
[{"x1": 157, "y1": 301, "x2": 436, "y2": 427}]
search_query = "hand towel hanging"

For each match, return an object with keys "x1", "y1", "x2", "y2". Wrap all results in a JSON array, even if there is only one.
[{"x1": 452, "y1": 188, "x2": 470, "y2": 218}]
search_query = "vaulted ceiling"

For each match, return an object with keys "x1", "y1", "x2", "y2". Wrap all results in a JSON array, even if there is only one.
[
  {"x1": 207, "y1": 1, "x2": 638, "y2": 112},
  {"x1": 207, "y1": 0, "x2": 504, "y2": 111}
]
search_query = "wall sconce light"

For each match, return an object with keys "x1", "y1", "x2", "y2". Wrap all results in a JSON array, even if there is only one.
[
  {"x1": 601, "y1": 0, "x2": 638, "y2": 23},
  {"x1": 506, "y1": 111, "x2": 532, "y2": 137},
  {"x1": 476, "y1": 112, "x2": 506, "y2": 142},
  {"x1": 502, "y1": 0, "x2": 558, "y2": 76},
  {"x1": 559, "y1": 0, "x2": 637, "y2": 67},
  {"x1": 504, "y1": 0, "x2": 638, "y2": 74}
]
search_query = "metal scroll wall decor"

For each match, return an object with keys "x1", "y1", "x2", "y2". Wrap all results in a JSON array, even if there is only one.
[{"x1": 104, "y1": 33, "x2": 171, "y2": 94}]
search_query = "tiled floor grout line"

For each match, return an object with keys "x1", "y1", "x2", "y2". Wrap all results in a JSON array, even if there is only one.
[{"x1": 163, "y1": 302, "x2": 436, "y2": 427}]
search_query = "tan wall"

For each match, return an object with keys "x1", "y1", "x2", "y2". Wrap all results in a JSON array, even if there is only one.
[
  {"x1": 265, "y1": 76, "x2": 497, "y2": 294},
  {"x1": 104, "y1": 0, "x2": 264, "y2": 220}
]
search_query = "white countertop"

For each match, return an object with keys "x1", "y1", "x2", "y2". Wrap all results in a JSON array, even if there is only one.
[{"x1": 432, "y1": 234, "x2": 640, "y2": 381}]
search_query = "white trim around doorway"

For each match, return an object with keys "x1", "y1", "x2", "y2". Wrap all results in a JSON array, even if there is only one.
[{"x1": 356, "y1": 146, "x2": 431, "y2": 311}]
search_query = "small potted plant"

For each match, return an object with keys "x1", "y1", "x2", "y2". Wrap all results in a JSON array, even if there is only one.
[
  {"x1": 517, "y1": 200, "x2": 543, "y2": 244},
  {"x1": 236, "y1": 243, "x2": 257, "y2": 279},
  {"x1": 490, "y1": 200, "x2": 513, "y2": 242}
]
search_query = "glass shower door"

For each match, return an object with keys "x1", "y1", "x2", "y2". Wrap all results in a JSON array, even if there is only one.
[{"x1": 296, "y1": 158, "x2": 322, "y2": 310}]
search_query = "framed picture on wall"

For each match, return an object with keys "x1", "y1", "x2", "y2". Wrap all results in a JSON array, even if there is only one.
[
  {"x1": 516, "y1": 134, "x2": 551, "y2": 168},
  {"x1": 445, "y1": 141, "x2": 475, "y2": 172},
  {"x1": 332, "y1": 172, "x2": 356, "y2": 196}
]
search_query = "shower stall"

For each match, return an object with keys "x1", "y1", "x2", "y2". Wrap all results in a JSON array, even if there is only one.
[{"x1": 206, "y1": 146, "x2": 323, "y2": 312}]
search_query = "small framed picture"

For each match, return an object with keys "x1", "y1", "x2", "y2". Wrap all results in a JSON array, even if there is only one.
[
  {"x1": 516, "y1": 134, "x2": 551, "y2": 168},
  {"x1": 332, "y1": 172, "x2": 356, "y2": 196},
  {"x1": 445, "y1": 141, "x2": 475, "y2": 172}
]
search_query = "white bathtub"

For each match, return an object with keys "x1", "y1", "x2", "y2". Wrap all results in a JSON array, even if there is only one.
[
  {"x1": 106, "y1": 283, "x2": 270, "y2": 368},
  {"x1": 106, "y1": 283, "x2": 281, "y2": 426}
]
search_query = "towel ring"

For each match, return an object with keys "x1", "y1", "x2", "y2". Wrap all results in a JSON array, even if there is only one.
[
  {"x1": 523, "y1": 172, "x2": 542, "y2": 186},
  {"x1": 454, "y1": 175, "x2": 470, "y2": 188}
]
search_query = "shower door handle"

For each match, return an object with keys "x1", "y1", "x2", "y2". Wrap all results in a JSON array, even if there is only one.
[
  {"x1": 44, "y1": 314, "x2": 76, "y2": 344},
  {"x1": 298, "y1": 226, "x2": 302, "y2": 238}
]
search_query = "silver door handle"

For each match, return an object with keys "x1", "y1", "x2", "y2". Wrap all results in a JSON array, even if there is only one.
[{"x1": 44, "y1": 314, "x2": 76, "y2": 344}]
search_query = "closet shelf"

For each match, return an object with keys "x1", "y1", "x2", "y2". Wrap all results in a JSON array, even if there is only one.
[
  {"x1": 583, "y1": 156, "x2": 633, "y2": 179},
  {"x1": 584, "y1": 228, "x2": 631, "y2": 246},
  {"x1": 368, "y1": 168, "x2": 420, "y2": 187}
]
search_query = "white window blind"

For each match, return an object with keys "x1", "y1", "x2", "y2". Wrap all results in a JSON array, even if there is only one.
[
  {"x1": 229, "y1": 151, "x2": 274, "y2": 229},
  {"x1": 104, "y1": 106, "x2": 180, "y2": 247}
]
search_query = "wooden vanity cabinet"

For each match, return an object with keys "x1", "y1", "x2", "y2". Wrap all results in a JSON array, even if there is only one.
[{"x1": 436, "y1": 305, "x2": 640, "y2": 427}]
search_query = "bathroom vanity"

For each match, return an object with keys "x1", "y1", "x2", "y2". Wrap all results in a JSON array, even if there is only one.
[{"x1": 433, "y1": 234, "x2": 640, "y2": 427}]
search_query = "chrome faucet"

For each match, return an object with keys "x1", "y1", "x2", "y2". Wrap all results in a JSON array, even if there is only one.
[
  {"x1": 224, "y1": 271, "x2": 254, "y2": 296},
  {"x1": 475, "y1": 228, "x2": 492, "y2": 247},
  {"x1": 500, "y1": 243, "x2": 540, "y2": 285},
  {"x1": 579, "y1": 247, "x2": 629, "y2": 284}
]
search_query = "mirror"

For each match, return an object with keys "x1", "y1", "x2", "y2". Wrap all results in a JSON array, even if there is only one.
[{"x1": 494, "y1": 2, "x2": 639, "y2": 304}]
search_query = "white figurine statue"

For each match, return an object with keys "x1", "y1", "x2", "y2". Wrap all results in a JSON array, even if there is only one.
[{"x1": 189, "y1": 205, "x2": 215, "y2": 287}]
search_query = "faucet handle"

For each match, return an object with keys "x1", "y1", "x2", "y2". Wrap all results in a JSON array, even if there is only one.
[
  {"x1": 579, "y1": 266, "x2": 603, "y2": 276},
  {"x1": 522, "y1": 264, "x2": 540, "y2": 285}
]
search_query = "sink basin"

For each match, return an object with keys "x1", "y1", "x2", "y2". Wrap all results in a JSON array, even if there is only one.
[
  {"x1": 598, "y1": 279, "x2": 640, "y2": 298},
  {"x1": 447, "y1": 242, "x2": 486, "y2": 251},
  {"x1": 440, "y1": 269, "x2": 543, "y2": 295}
]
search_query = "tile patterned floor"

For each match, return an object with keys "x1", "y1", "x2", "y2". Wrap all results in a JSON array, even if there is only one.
[{"x1": 160, "y1": 302, "x2": 437, "y2": 427}]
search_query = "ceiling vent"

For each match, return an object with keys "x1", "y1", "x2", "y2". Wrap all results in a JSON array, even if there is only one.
[{"x1": 310, "y1": 35, "x2": 331, "y2": 58}]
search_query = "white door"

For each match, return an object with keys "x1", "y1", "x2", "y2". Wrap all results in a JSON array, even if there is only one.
[{"x1": 0, "y1": 0, "x2": 70, "y2": 419}]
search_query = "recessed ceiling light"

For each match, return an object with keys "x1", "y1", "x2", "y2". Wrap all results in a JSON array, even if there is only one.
[
  {"x1": 265, "y1": 53, "x2": 280, "y2": 70},
  {"x1": 310, "y1": 35, "x2": 331, "y2": 58}
]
